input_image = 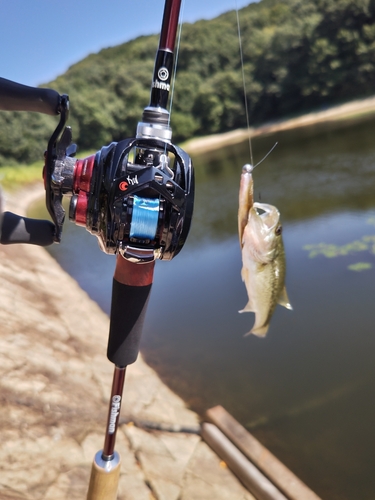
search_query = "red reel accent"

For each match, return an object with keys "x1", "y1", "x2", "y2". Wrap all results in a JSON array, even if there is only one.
[
  {"x1": 72, "y1": 154, "x2": 95, "y2": 226},
  {"x1": 73, "y1": 154, "x2": 95, "y2": 193},
  {"x1": 75, "y1": 191, "x2": 89, "y2": 226}
]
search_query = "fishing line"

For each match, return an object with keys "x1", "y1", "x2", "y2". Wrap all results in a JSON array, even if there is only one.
[
  {"x1": 253, "y1": 142, "x2": 279, "y2": 169},
  {"x1": 235, "y1": 1, "x2": 254, "y2": 167},
  {"x1": 164, "y1": 0, "x2": 185, "y2": 160},
  {"x1": 130, "y1": 195, "x2": 160, "y2": 240}
]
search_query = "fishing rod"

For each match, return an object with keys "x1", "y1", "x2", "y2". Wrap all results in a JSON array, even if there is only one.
[{"x1": 0, "y1": 0, "x2": 194, "y2": 498}]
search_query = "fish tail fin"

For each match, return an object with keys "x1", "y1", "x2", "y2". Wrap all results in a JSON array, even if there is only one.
[
  {"x1": 244, "y1": 325, "x2": 269, "y2": 338},
  {"x1": 278, "y1": 286, "x2": 293, "y2": 310}
]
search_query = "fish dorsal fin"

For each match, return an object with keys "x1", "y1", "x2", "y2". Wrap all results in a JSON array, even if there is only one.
[{"x1": 278, "y1": 286, "x2": 293, "y2": 310}]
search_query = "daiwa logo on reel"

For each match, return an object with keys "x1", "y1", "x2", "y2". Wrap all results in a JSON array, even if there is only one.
[{"x1": 152, "y1": 66, "x2": 170, "y2": 91}]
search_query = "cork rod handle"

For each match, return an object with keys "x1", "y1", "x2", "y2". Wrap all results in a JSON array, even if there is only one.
[{"x1": 86, "y1": 453, "x2": 121, "y2": 500}]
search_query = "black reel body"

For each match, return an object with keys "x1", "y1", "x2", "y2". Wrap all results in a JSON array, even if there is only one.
[{"x1": 68, "y1": 137, "x2": 194, "y2": 262}]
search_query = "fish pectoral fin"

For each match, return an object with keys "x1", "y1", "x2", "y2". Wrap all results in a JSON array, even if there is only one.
[
  {"x1": 240, "y1": 266, "x2": 248, "y2": 282},
  {"x1": 278, "y1": 286, "x2": 293, "y2": 310}
]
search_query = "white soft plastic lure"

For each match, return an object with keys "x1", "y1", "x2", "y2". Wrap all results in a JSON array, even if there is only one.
[{"x1": 238, "y1": 164, "x2": 292, "y2": 337}]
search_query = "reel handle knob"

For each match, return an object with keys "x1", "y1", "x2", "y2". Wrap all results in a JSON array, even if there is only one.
[
  {"x1": 0, "y1": 211, "x2": 55, "y2": 246},
  {"x1": 0, "y1": 77, "x2": 62, "y2": 115}
]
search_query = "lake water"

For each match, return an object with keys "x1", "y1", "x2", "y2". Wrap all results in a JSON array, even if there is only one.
[{"x1": 32, "y1": 113, "x2": 375, "y2": 499}]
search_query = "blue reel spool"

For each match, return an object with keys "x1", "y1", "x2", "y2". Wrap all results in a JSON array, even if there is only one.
[{"x1": 130, "y1": 195, "x2": 160, "y2": 240}]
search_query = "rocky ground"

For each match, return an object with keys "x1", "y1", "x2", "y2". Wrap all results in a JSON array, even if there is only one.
[{"x1": 0, "y1": 184, "x2": 254, "y2": 500}]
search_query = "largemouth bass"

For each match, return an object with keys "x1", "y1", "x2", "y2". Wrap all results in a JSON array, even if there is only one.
[{"x1": 239, "y1": 164, "x2": 292, "y2": 337}]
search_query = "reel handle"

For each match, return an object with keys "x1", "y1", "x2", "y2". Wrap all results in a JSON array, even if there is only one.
[
  {"x1": 0, "y1": 77, "x2": 62, "y2": 115},
  {"x1": 0, "y1": 77, "x2": 71, "y2": 243},
  {"x1": 107, "y1": 255, "x2": 155, "y2": 366}
]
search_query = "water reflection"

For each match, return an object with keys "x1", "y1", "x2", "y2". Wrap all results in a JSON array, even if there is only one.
[{"x1": 33, "y1": 113, "x2": 375, "y2": 499}]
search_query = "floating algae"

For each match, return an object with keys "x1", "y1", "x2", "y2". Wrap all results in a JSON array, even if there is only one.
[
  {"x1": 303, "y1": 237, "x2": 375, "y2": 258},
  {"x1": 303, "y1": 233, "x2": 375, "y2": 271},
  {"x1": 347, "y1": 262, "x2": 372, "y2": 272}
]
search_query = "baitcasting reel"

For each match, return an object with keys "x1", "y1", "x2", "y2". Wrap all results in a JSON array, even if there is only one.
[{"x1": 50, "y1": 120, "x2": 194, "y2": 262}]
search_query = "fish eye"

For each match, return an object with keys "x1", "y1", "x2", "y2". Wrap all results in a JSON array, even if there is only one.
[{"x1": 275, "y1": 225, "x2": 282, "y2": 235}]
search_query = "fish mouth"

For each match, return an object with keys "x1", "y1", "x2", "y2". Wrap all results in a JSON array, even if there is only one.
[{"x1": 252, "y1": 203, "x2": 280, "y2": 232}]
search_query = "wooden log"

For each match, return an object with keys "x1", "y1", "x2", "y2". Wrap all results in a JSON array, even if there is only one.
[
  {"x1": 205, "y1": 406, "x2": 321, "y2": 500},
  {"x1": 201, "y1": 422, "x2": 288, "y2": 500}
]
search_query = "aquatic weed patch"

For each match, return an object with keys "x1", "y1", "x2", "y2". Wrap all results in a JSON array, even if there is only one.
[
  {"x1": 303, "y1": 237, "x2": 375, "y2": 258},
  {"x1": 347, "y1": 262, "x2": 373, "y2": 272},
  {"x1": 303, "y1": 229, "x2": 375, "y2": 271},
  {"x1": 303, "y1": 235, "x2": 375, "y2": 259}
]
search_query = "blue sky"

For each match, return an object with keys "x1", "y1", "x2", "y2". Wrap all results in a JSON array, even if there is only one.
[{"x1": 1, "y1": 0, "x2": 256, "y2": 87}]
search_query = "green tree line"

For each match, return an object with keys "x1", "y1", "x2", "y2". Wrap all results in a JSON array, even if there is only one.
[{"x1": 1, "y1": 0, "x2": 375, "y2": 165}]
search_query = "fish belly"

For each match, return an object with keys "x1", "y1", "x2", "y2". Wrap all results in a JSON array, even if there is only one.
[{"x1": 240, "y1": 253, "x2": 286, "y2": 337}]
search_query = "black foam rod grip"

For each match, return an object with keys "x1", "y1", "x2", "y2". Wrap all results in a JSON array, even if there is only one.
[
  {"x1": 0, "y1": 77, "x2": 61, "y2": 115},
  {"x1": 0, "y1": 211, "x2": 55, "y2": 246},
  {"x1": 107, "y1": 280, "x2": 152, "y2": 366}
]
